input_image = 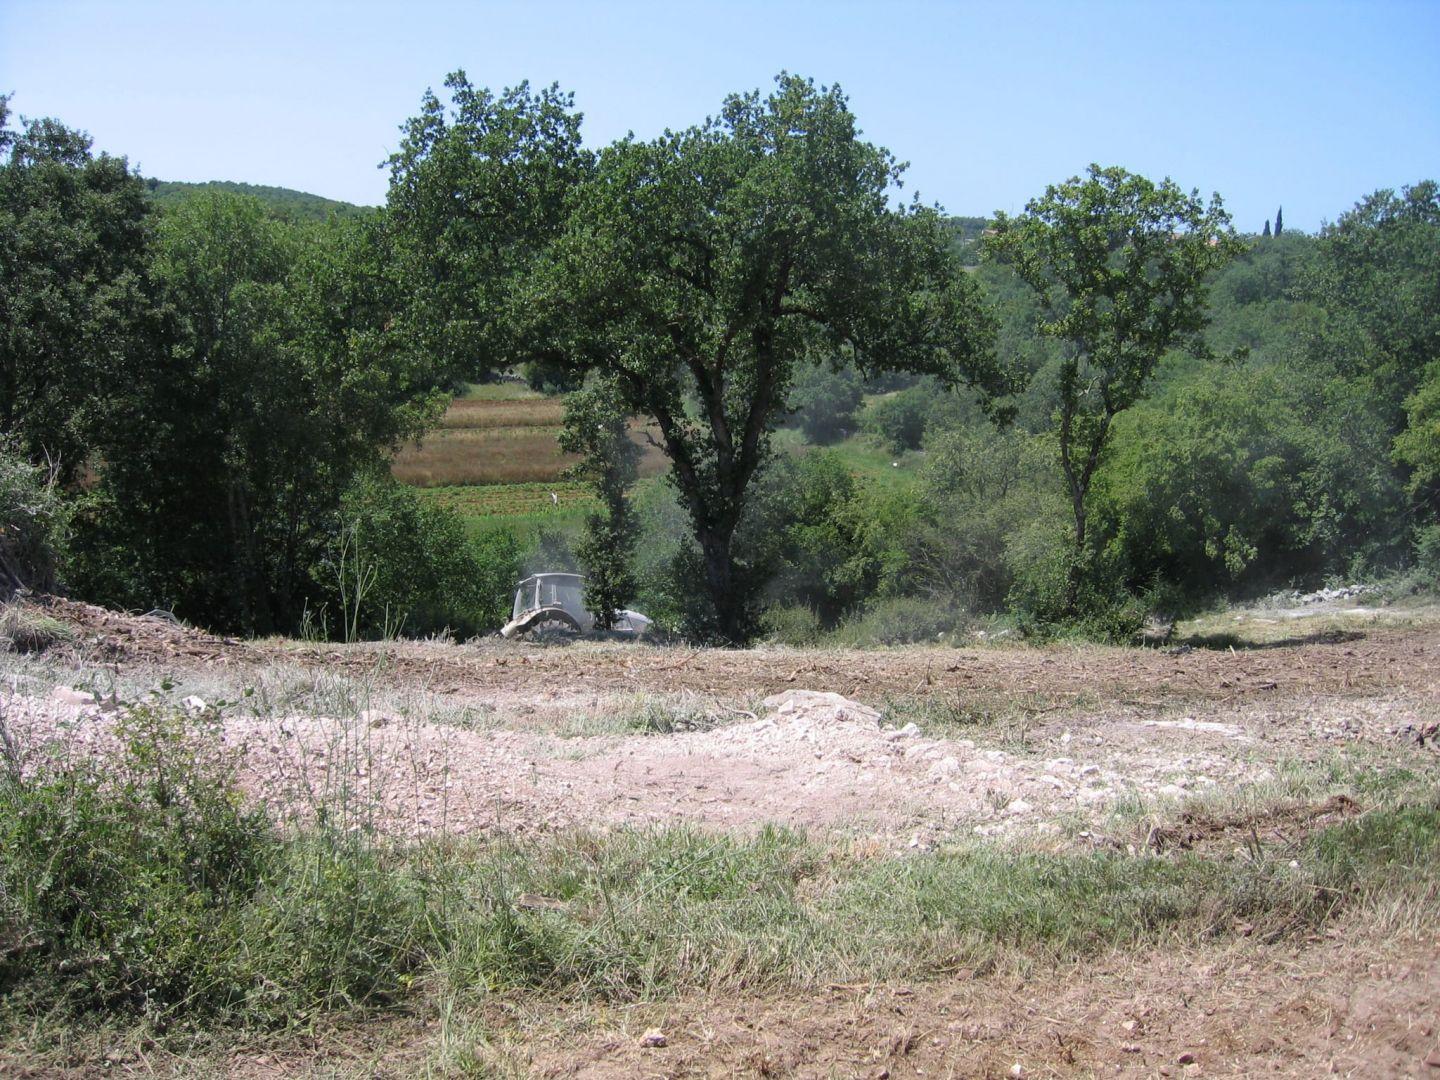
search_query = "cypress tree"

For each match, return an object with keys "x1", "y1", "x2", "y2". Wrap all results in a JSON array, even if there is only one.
[
  {"x1": 1274, "y1": 206, "x2": 1284, "y2": 236},
  {"x1": 1262, "y1": 219, "x2": 1271, "y2": 237}
]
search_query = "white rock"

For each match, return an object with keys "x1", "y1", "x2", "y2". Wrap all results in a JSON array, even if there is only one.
[
  {"x1": 929, "y1": 756, "x2": 962, "y2": 779},
  {"x1": 50, "y1": 686, "x2": 96, "y2": 707},
  {"x1": 182, "y1": 695, "x2": 209, "y2": 713},
  {"x1": 882, "y1": 722, "x2": 922, "y2": 741},
  {"x1": 1141, "y1": 718, "x2": 1244, "y2": 737},
  {"x1": 760, "y1": 690, "x2": 882, "y2": 726}
]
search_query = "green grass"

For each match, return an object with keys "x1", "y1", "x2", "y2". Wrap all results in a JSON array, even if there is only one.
[
  {"x1": 880, "y1": 689, "x2": 1075, "y2": 734},
  {"x1": 416, "y1": 478, "x2": 677, "y2": 544},
  {"x1": 416, "y1": 481, "x2": 596, "y2": 544},
  {"x1": 772, "y1": 425, "x2": 926, "y2": 481},
  {"x1": 457, "y1": 380, "x2": 546, "y2": 401}
]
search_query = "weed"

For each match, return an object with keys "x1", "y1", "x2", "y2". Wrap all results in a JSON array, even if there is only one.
[
  {"x1": 881, "y1": 691, "x2": 1065, "y2": 734},
  {"x1": 0, "y1": 699, "x2": 433, "y2": 1028},
  {"x1": 0, "y1": 604, "x2": 73, "y2": 654},
  {"x1": 621, "y1": 700, "x2": 727, "y2": 735}
]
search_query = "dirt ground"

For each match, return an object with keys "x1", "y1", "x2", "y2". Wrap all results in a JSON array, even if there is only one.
[
  {"x1": 4, "y1": 596, "x2": 1439, "y2": 1077},
  {"x1": 517, "y1": 924, "x2": 1440, "y2": 1079},
  {"x1": 11, "y1": 597, "x2": 1438, "y2": 847}
]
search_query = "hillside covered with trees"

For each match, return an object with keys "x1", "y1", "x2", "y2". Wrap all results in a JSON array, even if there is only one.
[
  {"x1": 142, "y1": 178, "x2": 372, "y2": 221},
  {"x1": 2, "y1": 81, "x2": 1436, "y2": 645}
]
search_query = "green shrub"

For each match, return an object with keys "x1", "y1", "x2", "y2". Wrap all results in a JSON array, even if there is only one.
[
  {"x1": 911, "y1": 427, "x2": 1062, "y2": 613},
  {"x1": 1, "y1": 703, "x2": 277, "y2": 1020},
  {"x1": 785, "y1": 362, "x2": 863, "y2": 444},
  {"x1": 520, "y1": 357, "x2": 583, "y2": 394},
  {"x1": 0, "y1": 444, "x2": 70, "y2": 598},
  {"x1": 1005, "y1": 523, "x2": 1145, "y2": 643},
  {"x1": 862, "y1": 385, "x2": 930, "y2": 453},
  {"x1": 0, "y1": 701, "x2": 433, "y2": 1027},
  {"x1": 1091, "y1": 366, "x2": 1326, "y2": 598},
  {"x1": 760, "y1": 604, "x2": 824, "y2": 646},
  {"x1": 320, "y1": 476, "x2": 522, "y2": 639},
  {"x1": 1416, "y1": 525, "x2": 1440, "y2": 578},
  {"x1": 832, "y1": 596, "x2": 972, "y2": 646}
]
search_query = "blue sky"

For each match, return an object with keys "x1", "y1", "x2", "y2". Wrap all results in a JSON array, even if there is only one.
[{"x1": 2, "y1": 0, "x2": 1436, "y2": 231}]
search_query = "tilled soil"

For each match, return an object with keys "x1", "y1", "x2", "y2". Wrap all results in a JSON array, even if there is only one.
[{"x1": 32, "y1": 596, "x2": 1439, "y2": 706}]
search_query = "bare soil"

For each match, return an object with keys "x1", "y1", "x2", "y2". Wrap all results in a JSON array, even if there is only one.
[
  {"x1": 519, "y1": 923, "x2": 1440, "y2": 1079},
  {"x1": 14, "y1": 598, "x2": 1438, "y2": 847}
]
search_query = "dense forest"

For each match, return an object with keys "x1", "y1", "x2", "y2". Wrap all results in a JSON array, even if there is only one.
[{"x1": 2, "y1": 81, "x2": 1436, "y2": 645}]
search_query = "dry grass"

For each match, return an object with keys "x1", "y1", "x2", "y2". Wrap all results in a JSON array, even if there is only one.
[
  {"x1": 436, "y1": 398, "x2": 565, "y2": 429},
  {"x1": 392, "y1": 429, "x2": 575, "y2": 487}
]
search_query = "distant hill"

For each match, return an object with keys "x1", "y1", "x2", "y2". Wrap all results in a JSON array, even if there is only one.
[{"x1": 143, "y1": 179, "x2": 373, "y2": 222}]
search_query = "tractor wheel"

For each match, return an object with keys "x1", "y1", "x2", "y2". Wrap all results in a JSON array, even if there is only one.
[{"x1": 526, "y1": 611, "x2": 580, "y2": 640}]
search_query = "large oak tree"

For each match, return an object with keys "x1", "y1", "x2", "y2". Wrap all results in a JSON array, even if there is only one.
[
  {"x1": 530, "y1": 75, "x2": 1010, "y2": 641},
  {"x1": 0, "y1": 97, "x2": 156, "y2": 479}
]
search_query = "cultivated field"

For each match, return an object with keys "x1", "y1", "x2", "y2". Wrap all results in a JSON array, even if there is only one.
[
  {"x1": 390, "y1": 391, "x2": 668, "y2": 489},
  {"x1": 2, "y1": 596, "x2": 1437, "y2": 1076}
]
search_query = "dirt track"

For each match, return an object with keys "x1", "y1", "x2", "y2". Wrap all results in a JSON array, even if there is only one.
[{"x1": 33, "y1": 595, "x2": 1440, "y2": 704}]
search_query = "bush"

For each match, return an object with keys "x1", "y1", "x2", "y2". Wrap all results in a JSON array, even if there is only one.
[
  {"x1": 760, "y1": 604, "x2": 824, "y2": 646},
  {"x1": 862, "y1": 385, "x2": 930, "y2": 454},
  {"x1": 785, "y1": 362, "x2": 863, "y2": 444},
  {"x1": 0, "y1": 444, "x2": 70, "y2": 598},
  {"x1": 0, "y1": 701, "x2": 433, "y2": 1025},
  {"x1": 910, "y1": 427, "x2": 1061, "y2": 613},
  {"x1": 1092, "y1": 366, "x2": 1325, "y2": 598},
  {"x1": 832, "y1": 596, "x2": 973, "y2": 647},
  {"x1": 1416, "y1": 524, "x2": 1440, "y2": 578},
  {"x1": 318, "y1": 476, "x2": 521, "y2": 639},
  {"x1": 520, "y1": 357, "x2": 583, "y2": 394}
]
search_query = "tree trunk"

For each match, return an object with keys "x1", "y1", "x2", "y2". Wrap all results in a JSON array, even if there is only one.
[
  {"x1": 698, "y1": 527, "x2": 746, "y2": 644},
  {"x1": 1064, "y1": 497, "x2": 1087, "y2": 615}
]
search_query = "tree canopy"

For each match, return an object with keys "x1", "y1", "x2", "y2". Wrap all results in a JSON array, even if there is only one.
[
  {"x1": 987, "y1": 165, "x2": 1244, "y2": 612},
  {"x1": 527, "y1": 75, "x2": 1010, "y2": 640},
  {"x1": 0, "y1": 96, "x2": 156, "y2": 479},
  {"x1": 383, "y1": 72, "x2": 590, "y2": 386}
]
